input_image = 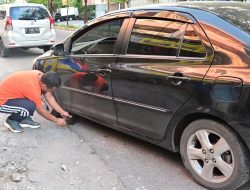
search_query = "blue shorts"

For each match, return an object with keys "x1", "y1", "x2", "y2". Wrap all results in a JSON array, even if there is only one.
[{"x1": 0, "y1": 98, "x2": 36, "y2": 122}]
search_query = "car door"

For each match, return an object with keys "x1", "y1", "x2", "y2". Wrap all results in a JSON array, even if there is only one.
[
  {"x1": 112, "y1": 11, "x2": 213, "y2": 139},
  {"x1": 55, "y1": 13, "x2": 131, "y2": 124}
]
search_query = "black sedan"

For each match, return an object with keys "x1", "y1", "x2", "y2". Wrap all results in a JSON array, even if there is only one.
[{"x1": 33, "y1": 2, "x2": 250, "y2": 190}]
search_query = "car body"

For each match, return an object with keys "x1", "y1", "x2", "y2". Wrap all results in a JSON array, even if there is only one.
[
  {"x1": 0, "y1": 3, "x2": 56, "y2": 57},
  {"x1": 54, "y1": 12, "x2": 63, "y2": 22},
  {"x1": 54, "y1": 7, "x2": 79, "y2": 22},
  {"x1": 33, "y1": 2, "x2": 250, "y2": 190}
]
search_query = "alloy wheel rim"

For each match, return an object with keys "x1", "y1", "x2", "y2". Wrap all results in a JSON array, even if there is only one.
[{"x1": 187, "y1": 129, "x2": 234, "y2": 183}]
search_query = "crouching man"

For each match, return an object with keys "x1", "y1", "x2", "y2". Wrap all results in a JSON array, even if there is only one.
[{"x1": 0, "y1": 70, "x2": 71, "y2": 133}]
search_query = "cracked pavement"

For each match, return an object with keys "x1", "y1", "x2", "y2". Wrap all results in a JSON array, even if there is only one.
[{"x1": 0, "y1": 114, "x2": 125, "y2": 190}]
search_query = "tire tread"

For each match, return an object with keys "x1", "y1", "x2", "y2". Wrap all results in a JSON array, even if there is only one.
[{"x1": 180, "y1": 119, "x2": 250, "y2": 190}]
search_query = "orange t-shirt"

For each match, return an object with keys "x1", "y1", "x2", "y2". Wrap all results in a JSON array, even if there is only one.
[{"x1": 0, "y1": 70, "x2": 43, "y2": 108}]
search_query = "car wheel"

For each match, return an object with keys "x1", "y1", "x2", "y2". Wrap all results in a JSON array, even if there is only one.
[
  {"x1": 180, "y1": 119, "x2": 250, "y2": 190},
  {"x1": 51, "y1": 109, "x2": 78, "y2": 125},
  {"x1": 0, "y1": 39, "x2": 9, "y2": 57},
  {"x1": 42, "y1": 96, "x2": 78, "y2": 125}
]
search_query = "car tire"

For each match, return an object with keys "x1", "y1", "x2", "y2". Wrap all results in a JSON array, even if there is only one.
[
  {"x1": 43, "y1": 46, "x2": 52, "y2": 53},
  {"x1": 180, "y1": 119, "x2": 250, "y2": 190},
  {"x1": 0, "y1": 39, "x2": 9, "y2": 57},
  {"x1": 51, "y1": 109, "x2": 78, "y2": 125}
]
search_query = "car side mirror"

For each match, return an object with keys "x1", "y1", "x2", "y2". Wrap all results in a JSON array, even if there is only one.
[{"x1": 54, "y1": 43, "x2": 65, "y2": 56}]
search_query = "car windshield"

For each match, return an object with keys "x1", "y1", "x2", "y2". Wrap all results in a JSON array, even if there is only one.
[{"x1": 10, "y1": 6, "x2": 49, "y2": 20}]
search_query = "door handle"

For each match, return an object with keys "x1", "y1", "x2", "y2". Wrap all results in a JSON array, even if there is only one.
[
  {"x1": 167, "y1": 74, "x2": 190, "y2": 85},
  {"x1": 98, "y1": 68, "x2": 111, "y2": 73}
]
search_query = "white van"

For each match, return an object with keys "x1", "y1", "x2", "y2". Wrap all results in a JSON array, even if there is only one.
[{"x1": 0, "y1": 3, "x2": 56, "y2": 57}]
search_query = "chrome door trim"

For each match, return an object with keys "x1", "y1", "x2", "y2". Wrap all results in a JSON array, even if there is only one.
[
  {"x1": 119, "y1": 54, "x2": 206, "y2": 61},
  {"x1": 114, "y1": 98, "x2": 170, "y2": 113},
  {"x1": 62, "y1": 86, "x2": 170, "y2": 112},
  {"x1": 68, "y1": 54, "x2": 119, "y2": 58},
  {"x1": 62, "y1": 86, "x2": 113, "y2": 100}
]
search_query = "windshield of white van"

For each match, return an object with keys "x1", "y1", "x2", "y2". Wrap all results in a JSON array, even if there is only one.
[{"x1": 10, "y1": 6, "x2": 49, "y2": 20}]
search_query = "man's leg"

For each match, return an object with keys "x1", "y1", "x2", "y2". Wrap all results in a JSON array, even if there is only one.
[{"x1": 0, "y1": 99, "x2": 40, "y2": 132}]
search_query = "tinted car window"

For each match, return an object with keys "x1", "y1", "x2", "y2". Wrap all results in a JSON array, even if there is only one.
[
  {"x1": 127, "y1": 19, "x2": 186, "y2": 56},
  {"x1": 71, "y1": 19, "x2": 124, "y2": 55},
  {"x1": 10, "y1": 6, "x2": 49, "y2": 20},
  {"x1": 179, "y1": 24, "x2": 206, "y2": 58}
]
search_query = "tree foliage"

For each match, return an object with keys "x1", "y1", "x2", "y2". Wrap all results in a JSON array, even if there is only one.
[
  {"x1": 52, "y1": 0, "x2": 63, "y2": 11},
  {"x1": 27, "y1": 0, "x2": 47, "y2": 6},
  {"x1": 71, "y1": 0, "x2": 83, "y2": 13},
  {"x1": 27, "y1": 0, "x2": 63, "y2": 14},
  {"x1": 110, "y1": 0, "x2": 127, "y2": 3}
]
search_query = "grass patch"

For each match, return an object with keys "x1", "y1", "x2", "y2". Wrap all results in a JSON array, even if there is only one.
[{"x1": 54, "y1": 24, "x2": 80, "y2": 31}]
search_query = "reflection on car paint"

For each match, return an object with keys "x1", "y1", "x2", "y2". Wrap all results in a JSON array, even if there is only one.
[{"x1": 68, "y1": 72, "x2": 108, "y2": 93}]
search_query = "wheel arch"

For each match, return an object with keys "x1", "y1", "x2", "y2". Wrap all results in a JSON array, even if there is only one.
[
  {"x1": 172, "y1": 113, "x2": 248, "y2": 153},
  {"x1": 0, "y1": 37, "x2": 6, "y2": 44}
]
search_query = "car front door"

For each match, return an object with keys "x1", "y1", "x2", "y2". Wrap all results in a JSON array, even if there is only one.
[
  {"x1": 55, "y1": 13, "x2": 130, "y2": 124},
  {"x1": 112, "y1": 11, "x2": 213, "y2": 139}
]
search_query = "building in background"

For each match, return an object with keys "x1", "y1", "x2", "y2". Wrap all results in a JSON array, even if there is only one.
[{"x1": 95, "y1": 0, "x2": 107, "y2": 17}]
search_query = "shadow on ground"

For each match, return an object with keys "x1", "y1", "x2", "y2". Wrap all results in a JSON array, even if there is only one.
[
  {"x1": 70, "y1": 117, "x2": 250, "y2": 190},
  {"x1": 5, "y1": 48, "x2": 43, "y2": 58}
]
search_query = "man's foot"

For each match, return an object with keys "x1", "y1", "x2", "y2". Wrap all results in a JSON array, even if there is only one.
[
  {"x1": 4, "y1": 118, "x2": 23, "y2": 133},
  {"x1": 20, "y1": 116, "x2": 41, "y2": 129}
]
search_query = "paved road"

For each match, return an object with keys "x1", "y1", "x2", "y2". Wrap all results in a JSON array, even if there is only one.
[
  {"x1": 0, "y1": 29, "x2": 250, "y2": 190},
  {"x1": 55, "y1": 20, "x2": 85, "y2": 28}
]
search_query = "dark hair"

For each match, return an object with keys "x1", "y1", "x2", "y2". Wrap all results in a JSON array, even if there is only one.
[{"x1": 41, "y1": 72, "x2": 61, "y2": 88}]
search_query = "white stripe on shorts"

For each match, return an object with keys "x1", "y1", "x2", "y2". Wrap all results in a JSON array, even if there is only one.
[{"x1": 0, "y1": 105, "x2": 29, "y2": 116}]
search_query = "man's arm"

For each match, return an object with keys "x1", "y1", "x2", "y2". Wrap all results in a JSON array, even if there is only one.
[
  {"x1": 36, "y1": 106, "x2": 66, "y2": 126},
  {"x1": 43, "y1": 91, "x2": 71, "y2": 118}
]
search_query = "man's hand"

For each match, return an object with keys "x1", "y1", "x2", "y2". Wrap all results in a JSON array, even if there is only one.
[
  {"x1": 60, "y1": 111, "x2": 72, "y2": 119},
  {"x1": 56, "y1": 118, "x2": 67, "y2": 126},
  {"x1": 44, "y1": 92, "x2": 72, "y2": 120},
  {"x1": 36, "y1": 106, "x2": 68, "y2": 127}
]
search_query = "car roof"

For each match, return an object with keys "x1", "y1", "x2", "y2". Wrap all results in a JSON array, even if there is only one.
[
  {"x1": 106, "y1": 2, "x2": 250, "y2": 46},
  {"x1": 109, "y1": 2, "x2": 250, "y2": 25},
  {"x1": 1, "y1": 3, "x2": 46, "y2": 8},
  {"x1": 124, "y1": 2, "x2": 250, "y2": 14}
]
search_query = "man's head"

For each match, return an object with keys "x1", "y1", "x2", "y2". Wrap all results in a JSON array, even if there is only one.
[{"x1": 40, "y1": 72, "x2": 61, "y2": 92}]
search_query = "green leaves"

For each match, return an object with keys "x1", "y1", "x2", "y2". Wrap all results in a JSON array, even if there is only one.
[
  {"x1": 110, "y1": 0, "x2": 127, "y2": 2},
  {"x1": 27, "y1": 0, "x2": 48, "y2": 6}
]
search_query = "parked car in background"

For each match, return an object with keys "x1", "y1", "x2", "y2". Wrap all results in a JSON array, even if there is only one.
[
  {"x1": 54, "y1": 7, "x2": 79, "y2": 22},
  {"x1": 33, "y1": 2, "x2": 250, "y2": 190},
  {"x1": 0, "y1": 3, "x2": 56, "y2": 57}
]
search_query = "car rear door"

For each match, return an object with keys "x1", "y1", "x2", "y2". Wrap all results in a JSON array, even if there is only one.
[
  {"x1": 112, "y1": 10, "x2": 213, "y2": 139},
  {"x1": 55, "y1": 13, "x2": 131, "y2": 124},
  {"x1": 10, "y1": 5, "x2": 52, "y2": 42}
]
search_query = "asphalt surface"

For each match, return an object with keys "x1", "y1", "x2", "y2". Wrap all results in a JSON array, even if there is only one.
[
  {"x1": 0, "y1": 29, "x2": 250, "y2": 190},
  {"x1": 55, "y1": 20, "x2": 85, "y2": 28}
]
